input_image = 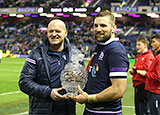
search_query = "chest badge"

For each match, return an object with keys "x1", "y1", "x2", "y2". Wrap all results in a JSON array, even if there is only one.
[{"x1": 98, "y1": 52, "x2": 104, "y2": 60}]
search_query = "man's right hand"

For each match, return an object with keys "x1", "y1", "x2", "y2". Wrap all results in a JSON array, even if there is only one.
[
  {"x1": 50, "y1": 88, "x2": 68, "y2": 101},
  {"x1": 129, "y1": 67, "x2": 136, "y2": 75},
  {"x1": 69, "y1": 85, "x2": 88, "y2": 104}
]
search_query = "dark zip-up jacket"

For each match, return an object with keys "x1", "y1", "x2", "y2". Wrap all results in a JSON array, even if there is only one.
[{"x1": 19, "y1": 38, "x2": 81, "y2": 115}]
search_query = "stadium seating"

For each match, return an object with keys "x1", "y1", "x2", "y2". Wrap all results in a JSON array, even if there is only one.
[{"x1": 0, "y1": 0, "x2": 160, "y2": 58}]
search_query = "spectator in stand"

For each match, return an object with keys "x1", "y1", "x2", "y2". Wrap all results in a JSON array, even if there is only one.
[
  {"x1": 129, "y1": 37, "x2": 154, "y2": 115},
  {"x1": 137, "y1": 33, "x2": 160, "y2": 115}
]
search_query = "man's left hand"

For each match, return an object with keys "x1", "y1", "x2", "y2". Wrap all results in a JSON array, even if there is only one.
[
  {"x1": 69, "y1": 85, "x2": 88, "y2": 104},
  {"x1": 137, "y1": 70, "x2": 147, "y2": 76}
]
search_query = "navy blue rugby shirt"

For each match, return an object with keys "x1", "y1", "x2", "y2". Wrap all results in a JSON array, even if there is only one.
[
  {"x1": 47, "y1": 43, "x2": 69, "y2": 95},
  {"x1": 86, "y1": 38, "x2": 129, "y2": 114}
]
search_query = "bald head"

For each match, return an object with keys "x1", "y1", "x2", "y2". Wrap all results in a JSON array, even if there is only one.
[
  {"x1": 47, "y1": 19, "x2": 68, "y2": 51},
  {"x1": 48, "y1": 19, "x2": 66, "y2": 30}
]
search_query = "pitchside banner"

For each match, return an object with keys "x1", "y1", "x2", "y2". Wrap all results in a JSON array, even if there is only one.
[
  {"x1": 16, "y1": 7, "x2": 37, "y2": 13},
  {"x1": 0, "y1": 8, "x2": 11, "y2": 14},
  {"x1": 152, "y1": 6, "x2": 160, "y2": 12},
  {"x1": 0, "y1": 7, "x2": 38, "y2": 14},
  {"x1": 114, "y1": 6, "x2": 138, "y2": 12},
  {"x1": 0, "y1": 6, "x2": 160, "y2": 14}
]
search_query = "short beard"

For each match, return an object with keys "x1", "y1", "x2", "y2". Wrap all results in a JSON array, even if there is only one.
[
  {"x1": 95, "y1": 33, "x2": 111, "y2": 43},
  {"x1": 102, "y1": 34, "x2": 111, "y2": 42}
]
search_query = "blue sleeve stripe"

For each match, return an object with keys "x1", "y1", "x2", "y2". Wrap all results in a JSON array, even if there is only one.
[
  {"x1": 110, "y1": 67, "x2": 128, "y2": 72},
  {"x1": 26, "y1": 58, "x2": 36, "y2": 65}
]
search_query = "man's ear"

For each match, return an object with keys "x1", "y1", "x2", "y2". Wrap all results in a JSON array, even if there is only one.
[
  {"x1": 144, "y1": 43, "x2": 148, "y2": 48},
  {"x1": 65, "y1": 30, "x2": 68, "y2": 37},
  {"x1": 112, "y1": 24, "x2": 117, "y2": 33}
]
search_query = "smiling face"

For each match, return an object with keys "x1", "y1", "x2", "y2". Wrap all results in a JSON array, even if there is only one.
[
  {"x1": 151, "y1": 38, "x2": 160, "y2": 52},
  {"x1": 47, "y1": 20, "x2": 68, "y2": 47},
  {"x1": 136, "y1": 41, "x2": 147, "y2": 54},
  {"x1": 93, "y1": 16, "x2": 116, "y2": 42}
]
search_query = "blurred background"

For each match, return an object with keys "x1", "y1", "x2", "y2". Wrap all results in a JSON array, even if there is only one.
[{"x1": 0, "y1": 0, "x2": 160, "y2": 115}]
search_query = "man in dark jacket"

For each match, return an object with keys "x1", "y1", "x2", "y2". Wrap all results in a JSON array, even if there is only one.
[{"x1": 19, "y1": 19, "x2": 82, "y2": 115}]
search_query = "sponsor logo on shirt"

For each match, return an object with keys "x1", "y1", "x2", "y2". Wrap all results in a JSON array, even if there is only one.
[{"x1": 89, "y1": 63, "x2": 99, "y2": 77}]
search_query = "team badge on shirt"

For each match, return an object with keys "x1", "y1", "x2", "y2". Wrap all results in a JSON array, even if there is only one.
[{"x1": 98, "y1": 52, "x2": 104, "y2": 60}]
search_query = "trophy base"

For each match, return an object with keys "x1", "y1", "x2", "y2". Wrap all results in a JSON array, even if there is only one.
[{"x1": 64, "y1": 93, "x2": 78, "y2": 97}]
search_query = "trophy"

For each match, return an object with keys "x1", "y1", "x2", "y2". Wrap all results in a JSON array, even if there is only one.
[{"x1": 60, "y1": 54, "x2": 88, "y2": 96}]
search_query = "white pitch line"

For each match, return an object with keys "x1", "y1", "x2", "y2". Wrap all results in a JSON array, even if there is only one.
[
  {"x1": 10, "y1": 111, "x2": 28, "y2": 115},
  {"x1": 3, "y1": 62, "x2": 24, "y2": 65},
  {"x1": 0, "y1": 91, "x2": 20, "y2": 96},
  {"x1": 0, "y1": 69, "x2": 20, "y2": 72},
  {"x1": 122, "y1": 105, "x2": 135, "y2": 109}
]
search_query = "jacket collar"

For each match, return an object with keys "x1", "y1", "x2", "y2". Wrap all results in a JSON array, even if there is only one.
[
  {"x1": 156, "y1": 50, "x2": 160, "y2": 55},
  {"x1": 139, "y1": 49, "x2": 152, "y2": 56}
]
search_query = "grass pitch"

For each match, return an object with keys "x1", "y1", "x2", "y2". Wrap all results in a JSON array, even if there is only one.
[{"x1": 0, "y1": 58, "x2": 135, "y2": 115}]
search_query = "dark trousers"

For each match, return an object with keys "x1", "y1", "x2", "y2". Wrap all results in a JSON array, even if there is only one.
[
  {"x1": 51, "y1": 100, "x2": 76, "y2": 115},
  {"x1": 148, "y1": 92, "x2": 160, "y2": 115},
  {"x1": 135, "y1": 84, "x2": 150, "y2": 115},
  {"x1": 83, "y1": 108, "x2": 122, "y2": 115}
]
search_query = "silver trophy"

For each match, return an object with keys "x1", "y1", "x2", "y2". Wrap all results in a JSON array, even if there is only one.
[{"x1": 60, "y1": 54, "x2": 88, "y2": 96}]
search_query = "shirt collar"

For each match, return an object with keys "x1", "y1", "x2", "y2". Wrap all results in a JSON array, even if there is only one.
[
  {"x1": 47, "y1": 41, "x2": 68, "y2": 56},
  {"x1": 97, "y1": 38, "x2": 119, "y2": 45},
  {"x1": 139, "y1": 49, "x2": 148, "y2": 55},
  {"x1": 156, "y1": 50, "x2": 160, "y2": 55}
]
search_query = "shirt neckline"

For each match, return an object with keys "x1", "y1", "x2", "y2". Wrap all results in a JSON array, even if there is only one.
[{"x1": 97, "y1": 38, "x2": 119, "y2": 45}]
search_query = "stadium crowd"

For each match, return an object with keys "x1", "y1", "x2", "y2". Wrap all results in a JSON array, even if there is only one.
[
  {"x1": 0, "y1": 0, "x2": 159, "y2": 8},
  {"x1": 0, "y1": 16, "x2": 159, "y2": 58},
  {"x1": 0, "y1": 0, "x2": 160, "y2": 58},
  {"x1": 0, "y1": 0, "x2": 84, "y2": 8}
]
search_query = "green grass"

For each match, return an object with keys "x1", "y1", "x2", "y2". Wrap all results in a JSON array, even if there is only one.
[{"x1": 0, "y1": 58, "x2": 135, "y2": 115}]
